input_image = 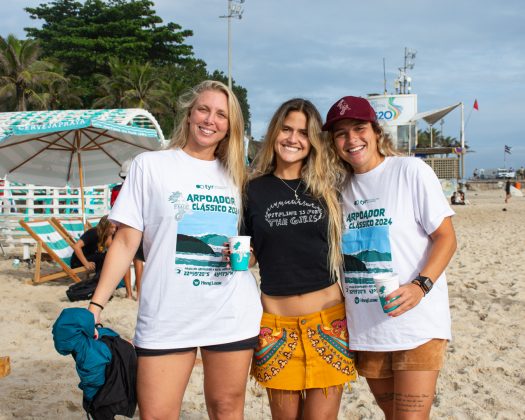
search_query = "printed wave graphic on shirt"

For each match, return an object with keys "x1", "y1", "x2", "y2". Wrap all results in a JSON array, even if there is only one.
[
  {"x1": 342, "y1": 225, "x2": 392, "y2": 274},
  {"x1": 175, "y1": 233, "x2": 229, "y2": 267}
]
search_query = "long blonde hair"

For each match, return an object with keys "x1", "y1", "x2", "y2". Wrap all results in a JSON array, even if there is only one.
[
  {"x1": 169, "y1": 80, "x2": 246, "y2": 193},
  {"x1": 252, "y1": 98, "x2": 344, "y2": 282}
]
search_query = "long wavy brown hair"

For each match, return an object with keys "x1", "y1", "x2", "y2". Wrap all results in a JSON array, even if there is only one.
[
  {"x1": 96, "y1": 215, "x2": 115, "y2": 252},
  {"x1": 251, "y1": 98, "x2": 345, "y2": 282}
]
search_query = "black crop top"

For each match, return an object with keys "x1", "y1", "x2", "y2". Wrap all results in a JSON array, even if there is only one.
[{"x1": 242, "y1": 174, "x2": 333, "y2": 296}]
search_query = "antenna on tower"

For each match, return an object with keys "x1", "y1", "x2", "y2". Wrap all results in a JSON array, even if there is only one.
[
  {"x1": 383, "y1": 57, "x2": 387, "y2": 95},
  {"x1": 395, "y1": 47, "x2": 417, "y2": 94}
]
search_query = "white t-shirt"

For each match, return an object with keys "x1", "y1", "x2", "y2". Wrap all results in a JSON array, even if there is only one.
[
  {"x1": 110, "y1": 149, "x2": 262, "y2": 349},
  {"x1": 341, "y1": 157, "x2": 455, "y2": 351}
]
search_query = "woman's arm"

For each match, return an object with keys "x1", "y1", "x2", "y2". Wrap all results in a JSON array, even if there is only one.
[
  {"x1": 384, "y1": 216, "x2": 457, "y2": 317},
  {"x1": 88, "y1": 224, "x2": 142, "y2": 323},
  {"x1": 420, "y1": 217, "x2": 457, "y2": 281},
  {"x1": 72, "y1": 239, "x2": 96, "y2": 271}
]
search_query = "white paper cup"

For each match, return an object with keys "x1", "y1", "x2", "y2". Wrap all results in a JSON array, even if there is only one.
[
  {"x1": 373, "y1": 272, "x2": 400, "y2": 313},
  {"x1": 228, "y1": 236, "x2": 251, "y2": 271}
]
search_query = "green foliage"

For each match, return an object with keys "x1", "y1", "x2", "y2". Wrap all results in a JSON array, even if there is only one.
[
  {"x1": 209, "y1": 70, "x2": 251, "y2": 133},
  {"x1": 25, "y1": 0, "x2": 194, "y2": 76},
  {"x1": 0, "y1": 1, "x2": 253, "y2": 137},
  {"x1": 155, "y1": 59, "x2": 209, "y2": 136},
  {"x1": 93, "y1": 59, "x2": 165, "y2": 111},
  {"x1": 417, "y1": 128, "x2": 465, "y2": 149},
  {"x1": 0, "y1": 34, "x2": 65, "y2": 111}
]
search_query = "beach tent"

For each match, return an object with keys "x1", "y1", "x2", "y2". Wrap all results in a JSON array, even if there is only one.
[
  {"x1": 410, "y1": 103, "x2": 462, "y2": 148},
  {"x1": 0, "y1": 109, "x2": 166, "y2": 219},
  {"x1": 410, "y1": 102, "x2": 466, "y2": 178}
]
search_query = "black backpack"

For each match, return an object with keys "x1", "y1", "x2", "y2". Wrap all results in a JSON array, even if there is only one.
[{"x1": 66, "y1": 276, "x2": 99, "y2": 302}]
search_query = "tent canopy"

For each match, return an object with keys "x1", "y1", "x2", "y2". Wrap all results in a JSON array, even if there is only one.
[{"x1": 410, "y1": 103, "x2": 461, "y2": 126}]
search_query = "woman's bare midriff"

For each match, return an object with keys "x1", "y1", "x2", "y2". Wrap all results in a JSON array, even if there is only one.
[{"x1": 261, "y1": 282, "x2": 344, "y2": 317}]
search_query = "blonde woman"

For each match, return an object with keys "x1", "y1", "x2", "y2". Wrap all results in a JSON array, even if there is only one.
[
  {"x1": 88, "y1": 80, "x2": 262, "y2": 419},
  {"x1": 324, "y1": 95, "x2": 457, "y2": 419},
  {"x1": 243, "y1": 99, "x2": 356, "y2": 419}
]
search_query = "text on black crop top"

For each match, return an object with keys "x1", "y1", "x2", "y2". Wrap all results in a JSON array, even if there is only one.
[{"x1": 242, "y1": 174, "x2": 333, "y2": 296}]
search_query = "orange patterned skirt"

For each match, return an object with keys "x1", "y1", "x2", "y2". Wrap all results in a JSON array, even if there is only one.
[{"x1": 251, "y1": 302, "x2": 356, "y2": 390}]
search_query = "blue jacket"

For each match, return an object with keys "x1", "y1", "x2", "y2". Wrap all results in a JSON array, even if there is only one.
[{"x1": 52, "y1": 308, "x2": 118, "y2": 401}]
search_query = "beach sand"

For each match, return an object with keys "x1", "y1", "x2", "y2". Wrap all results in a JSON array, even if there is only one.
[{"x1": 0, "y1": 188, "x2": 524, "y2": 419}]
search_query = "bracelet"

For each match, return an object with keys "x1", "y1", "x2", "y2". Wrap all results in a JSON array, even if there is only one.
[
  {"x1": 411, "y1": 280, "x2": 427, "y2": 296},
  {"x1": 89, "y1": 301, "x2": 104, "y2": 310}
]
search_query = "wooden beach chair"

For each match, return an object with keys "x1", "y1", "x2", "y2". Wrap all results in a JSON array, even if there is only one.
[
  {"x1": 18, "y1": 219, "x2": 87, "y2": 284},
  {"x1": 50, "y1": 217, "x2": 86, "y2": 247},
  {"x1": 86, "y1": 217, "x2": 101, "y2": 229}
]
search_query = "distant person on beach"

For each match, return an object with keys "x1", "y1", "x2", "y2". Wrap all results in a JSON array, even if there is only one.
[
  {"x1": 243, "y1": 99, "x2": 356, "y2": 419},
  {"x1": 451, "y1": 190, "x2": 465, "y2": 205},
  {"x1": 88, "y1": 80, "x2": 262, "y2": 419},
  {"x1": 111, "y1": 159, "x2": 144, "y2": 300},
  {"x1": 324, "y1": 96, "x2": 457, "y2": 419},
  {"x1": 70, "y1": 215, "x2": 116, "y2": 276},
  {"x1": 505, "y1": 179, "x2": 511, "y2": 203}
]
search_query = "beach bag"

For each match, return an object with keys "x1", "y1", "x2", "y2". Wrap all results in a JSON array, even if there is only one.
[{"x1": 66, "y1": 276, "x2": 99, "y2": 302}]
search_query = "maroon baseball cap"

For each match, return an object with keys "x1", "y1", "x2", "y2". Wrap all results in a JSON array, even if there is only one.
[{"x1": 322, "y1": 96, "x2": 376, "y2": 131}]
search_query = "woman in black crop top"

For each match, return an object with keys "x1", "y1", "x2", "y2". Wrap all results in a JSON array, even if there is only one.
[{"x1": 243, "y1": 99, "x2": 356, "y2": 419}]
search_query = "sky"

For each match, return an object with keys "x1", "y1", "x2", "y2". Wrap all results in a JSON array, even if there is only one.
[{"x1": 2, "y1": 0, "x2": 524, "y2": 176}]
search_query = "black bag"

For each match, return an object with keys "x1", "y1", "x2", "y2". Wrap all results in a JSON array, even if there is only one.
[{"x1": 66, "y1": 276, "x2": 99, "y2": 302}]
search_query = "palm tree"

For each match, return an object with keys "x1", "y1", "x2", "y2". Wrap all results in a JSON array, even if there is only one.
[
  {"x1": 0, "y1": 34, "x2": 63, "y2": 111},
  {"x1": 155, "y1": 59, "x2": 208, "y2": 135},
  {"x1": 92, "y1": 59, "x2": 165, "y2": 112}
]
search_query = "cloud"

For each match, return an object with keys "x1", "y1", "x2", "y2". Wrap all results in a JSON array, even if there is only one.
[{"x1": 3, "y1": 0, "x2": 525, "y2": 172}]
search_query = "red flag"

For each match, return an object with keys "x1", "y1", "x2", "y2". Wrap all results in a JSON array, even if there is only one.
[{"x1": 473, "y1": 99, "x2": 479, "y2": 110}]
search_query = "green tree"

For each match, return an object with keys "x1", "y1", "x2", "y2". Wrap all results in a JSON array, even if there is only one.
[
  {"x1": 93, "y1": 59, "x2": 165, "y2": 112},
  {"x1": 156, "y1": 59, "x2": 209, "y2": 135},
  {"x1": 0, "y1": 34, "x2": 63, "y2": 111},
  {"x1": 33, "y1": 60, "x2": 84, "y2": 109},
  {"x1": 416, "y1": 128, "x2": 467, "y2": 150},
  {"x1": 209, "y1": 70, "x2": 251, "y2": 133},
  {"x1": 25, "y1": 0, "x2": 195, "y2": 77}
]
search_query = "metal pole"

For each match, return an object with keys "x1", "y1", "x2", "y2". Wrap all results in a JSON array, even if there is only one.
[
  {"x1": 75, "y1": 132, "x2": 86, "y2": 225},
  {"x1": 220, "y1": 0, "x2": 244, "y2": 90},
  {"x1": 383, "y1": 57, "x2": 387, "y2": 95},
  {"x1": 227, "y1": 0, "x2": 232, "y2": 89},
  {"x1": 460, "y1": 102, "x2": 465, "y2": 179}
]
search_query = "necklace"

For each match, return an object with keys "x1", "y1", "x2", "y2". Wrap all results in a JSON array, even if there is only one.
[{"x1": 275, "y1": 175, "x2": 301, "y2": 200}]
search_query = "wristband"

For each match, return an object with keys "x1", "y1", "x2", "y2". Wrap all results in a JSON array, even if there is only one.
[{"x1": 89, "y1": 301, "x2": 104, "y2": 310}]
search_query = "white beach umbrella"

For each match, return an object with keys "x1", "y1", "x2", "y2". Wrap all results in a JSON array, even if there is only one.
[{"x1": 0, "y1": 109, "x2": 166, "y2": 218}]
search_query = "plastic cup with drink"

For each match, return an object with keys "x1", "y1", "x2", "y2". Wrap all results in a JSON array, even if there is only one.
[
  {"x1": 228, "y1": 236, "x2": 251, "y2": 271},
  {"x1": 373, "y1": 272, "x2": 400, "y2": 313}
]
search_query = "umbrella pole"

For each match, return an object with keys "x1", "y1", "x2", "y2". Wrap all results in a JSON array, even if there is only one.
[{"x1": 77, "y1": 151, "x2": 87, "y2": 227}]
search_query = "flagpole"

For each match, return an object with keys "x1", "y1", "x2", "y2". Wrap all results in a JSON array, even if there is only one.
[
  {"x1": 465, "y1": 108, "x2": 474, "y2": 129},
  {"x1": 460, "y1": 102, "x2": 465, "y2": 179},
  {"x1": 466, "y1": 99, "x2": 478, "y2": 129}
]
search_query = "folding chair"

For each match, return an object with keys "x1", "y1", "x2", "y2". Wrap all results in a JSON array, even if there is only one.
[
  {"x1": 50, "y1": 217, "x2": 86, "y2": 247},
  {"x1": 86, "y1": 217, "x2": 101, "y2": 229},
  {"x1": 19, "y1": 219, "x2": 87, "y2": 284}
]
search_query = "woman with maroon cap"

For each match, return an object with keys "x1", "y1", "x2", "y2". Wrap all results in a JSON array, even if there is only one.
[{"x1": 323, "y1": 96, "x2": 457, "y2": 419}]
